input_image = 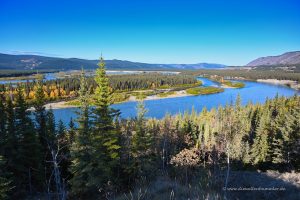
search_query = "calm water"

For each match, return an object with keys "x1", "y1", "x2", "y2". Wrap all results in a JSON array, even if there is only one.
[
  {"x1": 51, "y1": 78, "x2": 299, "y2": 125},
  {"x1": 0, "y1": 71, "x2": 179, "y2": 84},
  {"x1": 0, "y1": 73, "x2": 57, "y2": 84}
]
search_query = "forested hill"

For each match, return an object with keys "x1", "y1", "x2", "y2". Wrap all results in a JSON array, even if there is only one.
[
  {"x1": 0, "y1": 53, "x2": 226, "y2": 71},
  {"x1": 247, "y1": 51, "x2": 300, "y2": 66}
]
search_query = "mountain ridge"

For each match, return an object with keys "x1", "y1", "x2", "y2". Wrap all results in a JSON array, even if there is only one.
[
  {"x1": 247, "y1": 51, "x2": 300, "y2": 66},
  {"x1": 0, "y1": 53, "x2": 226, "y2": 71}
]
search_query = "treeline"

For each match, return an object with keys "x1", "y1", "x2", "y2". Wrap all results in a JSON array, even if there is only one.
[
  {"x1": 183, "y1": 69, "x2": 300, "y2": 82},
  {"x1": 0, "y1": 70, "x2": 57, "y2": 78},
  {"x1": 0, "y1": 59, "x2": 299, "y2": 199},
  {"x1": 0, "y1": 73, "x2": 198, "y2": 104}
]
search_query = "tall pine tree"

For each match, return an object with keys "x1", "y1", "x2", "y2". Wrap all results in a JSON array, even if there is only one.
[
  {"x1": 70, "y1": 69, "x2": 93, "y2": 196},
  {"x1": 15, "y1": 85, "x2": 42, "y2": 194},
  {"x1": 90, "y1": 56, "x2": 121, "y2": 192}
]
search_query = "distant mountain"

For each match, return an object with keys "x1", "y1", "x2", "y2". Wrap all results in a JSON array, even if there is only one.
[
  {"x1": 166, "y1": 63, "x2": 226, "y2": 69},
  {"x1": 0, "y1": 53, "x2": 226, "y2": 71},
  {"x1": 247, "y1": 51, "x2": 300, "y2": 66}
]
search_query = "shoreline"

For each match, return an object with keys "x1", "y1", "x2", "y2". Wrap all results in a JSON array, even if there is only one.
[
  {"x1": 257, "y1": 79, "x2": 300, "y2": 90},
  {"x1": 37, "y1": 78, "x2": 299, "y2": 110},
  {"x1": 40, "y1": 90, "x2": 193, "y2": 109}
]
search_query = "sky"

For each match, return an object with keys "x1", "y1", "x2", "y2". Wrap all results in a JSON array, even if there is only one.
[{"x1": 0, "y1": 0, "x2": 300, "y2": 65}]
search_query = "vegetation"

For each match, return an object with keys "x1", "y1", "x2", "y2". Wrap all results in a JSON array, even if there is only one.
[
  {"x1": 0, "y1": 58, "x2": 299, "y2": 199},
  {"x1": 157, "y1": 91, "x2": 175, "y2": 97},
  {"x1": 0, "y1": 70, "x2": 57, "y2": 78},
  {"x1": 183, "y1": 69, "x2": 300, "y2": 82},
  {"x1": 222, "y1": 80, "x2": 245, "y2": 88},
  {"x1": 186, "y1": 86, "x2": 224, "y2": 95},
  {"x1": 0, "y1": 73, "x2": 199, "y2": 105}
]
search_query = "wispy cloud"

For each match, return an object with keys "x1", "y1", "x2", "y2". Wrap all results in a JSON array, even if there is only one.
[{"x1": 3, "y1": 50, "x2": 62, "y2": 57}]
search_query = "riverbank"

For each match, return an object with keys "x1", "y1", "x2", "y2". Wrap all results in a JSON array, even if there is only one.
[
  {"x1": 39, "y1": 90, "x2": 192, "y2": 109},
  {"x1": 257, "y1": 79, "x2": 300, "y2": 90}
]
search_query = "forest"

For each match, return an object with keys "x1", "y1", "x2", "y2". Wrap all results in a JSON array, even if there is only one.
[
  {"x1": 0, "y1": 73, "x2": 199, "y2": 104},
  {"x1": 0, "y1": 70, "x2": 57, "y2": 78},
  {"x1": 0, "y1": 59, "x2": 299, "y2": 199},
  {"x1": 183, "y1": 69, "x2": 300, "y2": 82}
]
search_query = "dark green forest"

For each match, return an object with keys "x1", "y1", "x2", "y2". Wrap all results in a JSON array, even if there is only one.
[
  {"x1": 0, "y1": 73, "x2": 199, "y2": 104},
  {"x1": 0, "y1": 59, "x2": 299, "y2": 199},
  {"x1": 183, "y1": 69, "x2": 300, "y2": 82}
]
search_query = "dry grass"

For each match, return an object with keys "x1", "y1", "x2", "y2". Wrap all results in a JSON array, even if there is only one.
[
  {"x1": 226, "y1": 171, "x2": 300, "y2": 200},
  {"x1": 114, "y1": 170, "x2": 300, "y2": 200}
]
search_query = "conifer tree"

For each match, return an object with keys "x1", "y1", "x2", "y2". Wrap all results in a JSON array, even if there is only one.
[
  {"x1": 131, "y1": 101, "x2": 153, "y2": 177},
  {"x1": 251, "y1": 111, "x2": 270, "y2": 165},
  {"x1": 3, "y1": 98, "x2": 17, "y2": 171},
  {"x1": 15, "y1": 86, "x2": 42, "y2": 193},
  {"x1": 34, "y1": 80, "x2": 47, "y2": 150},
  {"x1": 90, "y1": 56, "x2": 121, "y2": 191},
  {"x1": 57, "y1": 120, "x2": 71, "y2": 182},
  {"x1": 0, "y1": 155, "x2": 12, "y2": 200},
  {"x1": 0, "y1": 97, "x2": 6, "y2": 155},
  {"x1": 46, "y1": 108, "x2": 56, "y2": 148},
  {"x1": 70, "y1": 69, "x2": 93, "y2": 196},
  {"x1": 68, "y1": 118, "x2": 75, "y2": 144}
]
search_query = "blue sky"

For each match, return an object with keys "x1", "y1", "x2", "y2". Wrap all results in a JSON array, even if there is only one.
[{"x1": 0, "y1": 0, "x2": 300, "y2": 65}]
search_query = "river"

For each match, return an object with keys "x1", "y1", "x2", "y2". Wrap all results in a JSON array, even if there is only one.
[{"x1": 50, "y1": 77, "x2": 299, "y2": 125}]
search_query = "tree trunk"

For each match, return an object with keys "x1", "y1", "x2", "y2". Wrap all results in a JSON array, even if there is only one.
[{"x1": 224, "y1": 143, "x2": 230, "y2": 199}]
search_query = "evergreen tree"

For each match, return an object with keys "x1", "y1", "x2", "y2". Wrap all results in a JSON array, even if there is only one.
[
  {"x1": 3, "y1": 98, "x2": 17, "y2": 172},
  {"x1": 0, "y1": 97, "x2": 6, "y2": 155},
  {"x1": 46, "y1": 108, "x2": 57, "y2": 148},
  {"x1": 15, "y1": 86, "x2": 42, "y2": 193},
  {"x1": 89, "y1": 56, "x2": 121, "y2": 192},
  {"x1": 44, "y1": 108, "x2": 58, "y2": 191},
  {"x1": 0, "y1": 155, "x2": 12, "y2": 200},
  {"x1": 70, "y1": 69, "x2": 93, "y2": 196},
  {"x1": 131, "y1": 101, "x2": 153, "y2": 177},
  {"x1": 34, "y1": 80, "x2": 47, "y2": 150},
  {"x1": 68, "y1": 118, "x2": 76, "y2": 144},
  {"x1": 251, "y1": 111, "x2": 270, "y2": 165},
  {"x1": 57, "y1": 120, "x2": 71, "y2": 182}
]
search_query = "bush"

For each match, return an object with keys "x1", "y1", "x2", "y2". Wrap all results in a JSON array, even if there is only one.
[{"x1": 186, "y1": 87, "x2": 224, "y2": 95}]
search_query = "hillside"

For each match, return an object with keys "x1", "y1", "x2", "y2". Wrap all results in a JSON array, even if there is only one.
[
  {"x1": 247, "y1": 51, "x2": 300, "y2": 66},
  {"x1": 0, "y1": 53, "x2": 226, "y2": 71}
]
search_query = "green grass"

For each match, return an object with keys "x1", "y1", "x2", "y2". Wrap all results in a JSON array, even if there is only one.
[
  {"x1": 186, "y1": 87, "x2": 224, "y2": 95},
  {"x1": 157, "y1": 81, "x2": 202, "y2": 90},
  {"x1": 222, "y1": 80, "x2": 245, "y2": 88},
  {"x1": 157, "y1": 91, "x2": 175, "y2": 97},
  {"x1": 112, "y1": 92, "x2": 130, "y2": 103},
  {"x1": 131, "y1": 91, "x2": 157, "y2": 100}
]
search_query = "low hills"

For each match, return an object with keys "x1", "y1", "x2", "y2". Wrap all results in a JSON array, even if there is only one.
[
  {"x1": 247, "y1": 51, "x2": 300, "y2": 66},
  {"x1": 0, "y1": 53, "x2": 226, "y2": 71}
]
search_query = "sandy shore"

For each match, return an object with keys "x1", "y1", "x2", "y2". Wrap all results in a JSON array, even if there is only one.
[
  {"x1": 257, "y1": 79, "x2": 300, "y2": 90},
  {"x1": 28, "y1": 101, "x2": 77, "y2": 111},
  {"x1": 31, "y1": 90, "x2": 192, "y2": 110},
  {"x1": 128, "y1": 90, "x2": 191, "y2": 101},
  {"x1": 220, "y1": 84, "x2": 235, "y2": 88},
  {"x1": 145, "y1": 90, "x2": 192, "y2": 100},
  {"x1": 44, "y1": 101, "x2": 78, "y2": 109}
]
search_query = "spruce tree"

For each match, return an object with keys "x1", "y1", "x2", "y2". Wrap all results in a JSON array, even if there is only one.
[
  {"x1": 0, "y1": 97, "x2": 6, "y2": 155},
  {"x1": 3, "y1": 98, "x2": 17, "y2": 170},
  {"x1": 46, "y1": 108, "x2": 57, "y2": 148},
  {"x1": 251, "y1": 111, "x2": 270, "y2": 165},
  {"x1": 68, "y1": 118, "x2": 76, "y2": 144},
  {"x1": 34, "y1": 80, "x2": 47, "y2": 151},
  {"x1": 0, "y1": 155, "x2": 12, "y2": 200},
  {"x1": 70, "y1": 69, "x2": 93, "y2": 196},
  {"x1": 15, "y1": 86, "x2": 42, "y2": 193},
  {"x1": 90, "y1": 56, "x2": 121, "y2": 192},
  {"x1": 131, "y1": 101, "x2": 153, "y2": 177},
  {"x1": 57, "y1": 120, "x2": 71, "y2": 182}
]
